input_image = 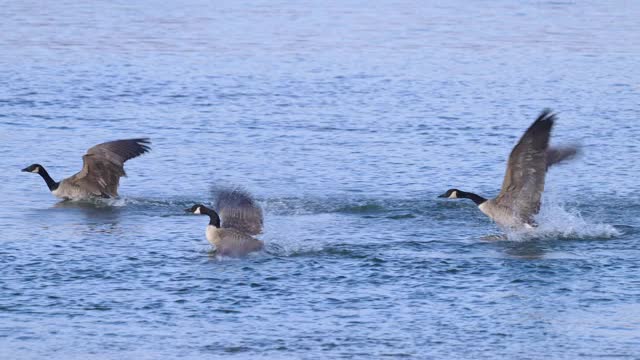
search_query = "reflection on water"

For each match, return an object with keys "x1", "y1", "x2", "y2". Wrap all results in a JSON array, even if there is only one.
[
  {"x1": 48, "y1": 200, "x2": 123, "y2": 236},
  {"x1": 52, "y1": 200, "x2": 122, "y2": 221},
  {"x1": 499, "y1": 240, "x2": 550, "y2": 259}
]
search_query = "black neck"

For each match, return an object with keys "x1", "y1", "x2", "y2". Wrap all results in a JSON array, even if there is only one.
[
  {"x1": 202, "y1": 207, "x2": 221, "y2": 228},
  {"x1": 38, "y1": 167, "x2": 59, "y2": 191},
  {"x1": 458, "y1": 191, "x2": 487, "y2": 206}
]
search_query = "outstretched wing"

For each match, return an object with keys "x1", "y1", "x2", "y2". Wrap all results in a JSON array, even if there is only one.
[
  {"x1": 214, "y1": 187, "x2": 263, "y2": 235},
  {"x1": 68, "y1": 138, "x2": 151, "y2": 197},
  {"x1": 495, "y1": 110, "x2": 555, "y2": 222},
  {"x1": 85, "y1": 138, "x2": 151, "y2": 171}
]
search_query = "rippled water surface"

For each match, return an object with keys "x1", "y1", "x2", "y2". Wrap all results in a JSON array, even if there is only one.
[{"x1": 1, "y1": 1, "x2": 639, "y2": 359}]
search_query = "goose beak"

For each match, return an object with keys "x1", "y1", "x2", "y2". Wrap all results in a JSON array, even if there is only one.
[
  {"x1": 438, "y1": 192, "x2": 448, "y2": 198},
  {"x1": 184, "y1": 208, "x2": 193, "y2": 213},
  {"x1": 21, "y1": 167, "x2": 29, "y2": 172}
]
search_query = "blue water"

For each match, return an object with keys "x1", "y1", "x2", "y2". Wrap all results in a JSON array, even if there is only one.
[{"x1": 1, "y1": 1, "x2": 639, "y2": 358}]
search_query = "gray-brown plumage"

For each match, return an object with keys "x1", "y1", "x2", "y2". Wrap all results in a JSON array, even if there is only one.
[
  {"x1": 214, "y1": 188, "x2": 263, "y2": 236},
  {"x1": 439, "y1": 109, "x2": 579, "y2": 229},
  {"x1": 22, "y1": 138, "x2": 150, "y2": 200},
  {"x1": 186, "y1": 189, "x2": 264, "y2": 257}
]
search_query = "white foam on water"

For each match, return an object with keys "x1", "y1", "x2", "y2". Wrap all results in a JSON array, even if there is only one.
[
  {"x1": 504, "y1": 197, "x2": 621, "y2": 241},
  {"x1": 101, "y1": 197, "x2": 127, "y2": 207}
]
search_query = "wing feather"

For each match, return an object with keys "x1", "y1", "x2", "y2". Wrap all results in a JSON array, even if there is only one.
[
  {"x1": 67, "y1": 138, "x2": 151, "y2": 197},
  {"x1": 86, "y1": 138, "x2": 151, "y2": 170},
  {"x1": 495, "y1": 110, "x2": 555, "y2": 222},
  {"x1": 214, "y1": 188, "x2": 263, "y2": 235}
]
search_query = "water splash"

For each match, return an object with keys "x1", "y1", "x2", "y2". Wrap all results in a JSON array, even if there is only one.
[
  {"x1": 102, "y1": 197, "x2": 127, "y2": 207},
  {"x1": 504, "y1": 199, "x2": 621, "y2": 241}
]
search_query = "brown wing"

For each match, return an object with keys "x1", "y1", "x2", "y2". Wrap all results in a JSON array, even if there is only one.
[
  {"x1": 495, "y1": 110, "x2": 555, "y2": 222},
  {"x1": 214, "y1": 188, "x2": 263, "y2": 235},
  {"x1": 67, "y1": 138, "x2": 151, "y2": 197},
  {"x1": 85, "y1": 138, "x2": 151, "y2": 174}
]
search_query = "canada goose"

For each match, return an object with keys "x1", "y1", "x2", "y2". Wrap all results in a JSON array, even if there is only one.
[
  {"x1": 186, "y1": 189, "x2": 264, "y2": 257},
  {"x1": 22, "y1": 138, "x2": 150, "y2": 200},
  {"x1": 439, "y1": 109, "x2": 578, "y2": 229}
]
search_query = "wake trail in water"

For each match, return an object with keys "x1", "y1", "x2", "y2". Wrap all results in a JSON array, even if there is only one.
[
  {"x1": 108, "y1": 193, "x2": 439, "y2": 218},
  {"x1": 100, "y1": 195, "x2": 623, "y2": 245}
]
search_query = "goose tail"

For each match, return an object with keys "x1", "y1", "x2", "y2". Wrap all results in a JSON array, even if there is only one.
[{"x1": 547, "y1": 145, "x2": 581, "y2": 169}]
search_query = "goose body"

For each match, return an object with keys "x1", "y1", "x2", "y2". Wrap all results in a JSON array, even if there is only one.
[
  {"x1": 22, "y1": 138, "x2": 151, "y2": 200},
  {"x1": 439, "y1": 109, "x2": 579, "y2": 229},
  {"x1": 205, "y1": 226, "x2": 264, "y2": 257},
  {"x1": 478, "y1": 199, "x2": 534, "y2": 229},
  {"x1": 187, "y1": 188, "x2": 264, "y2": 257}
]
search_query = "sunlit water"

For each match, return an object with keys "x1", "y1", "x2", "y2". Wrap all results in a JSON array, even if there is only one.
[{"x1": 1, "y1": 1, "x2": 639, "y2": 359}]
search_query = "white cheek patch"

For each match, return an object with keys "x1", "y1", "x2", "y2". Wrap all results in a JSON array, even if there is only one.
[
  {"x1": 32, "y1": 169, "x2": 39, "y2": 173},
  {"x1": 449, "y1": 191, "x2": 458, "y2": 199},
  {"x1": 194, "y1": 207, "x2": 201, "y2": 214}
]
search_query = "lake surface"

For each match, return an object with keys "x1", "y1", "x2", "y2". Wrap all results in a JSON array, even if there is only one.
[{"x1": 1, "y1": 1, "x2": 639, "y2": 358}]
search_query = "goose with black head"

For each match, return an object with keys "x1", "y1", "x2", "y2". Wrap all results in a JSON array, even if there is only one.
[
  {"x1": 186, "y1": 188, "x2": 264, "y2": 257},
  {"x1": 439, "y1": 109, "x2": 579, "y2": 229},
  {"x1": 22, "y1": 138, "x2": 151, "y2": 200}
]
